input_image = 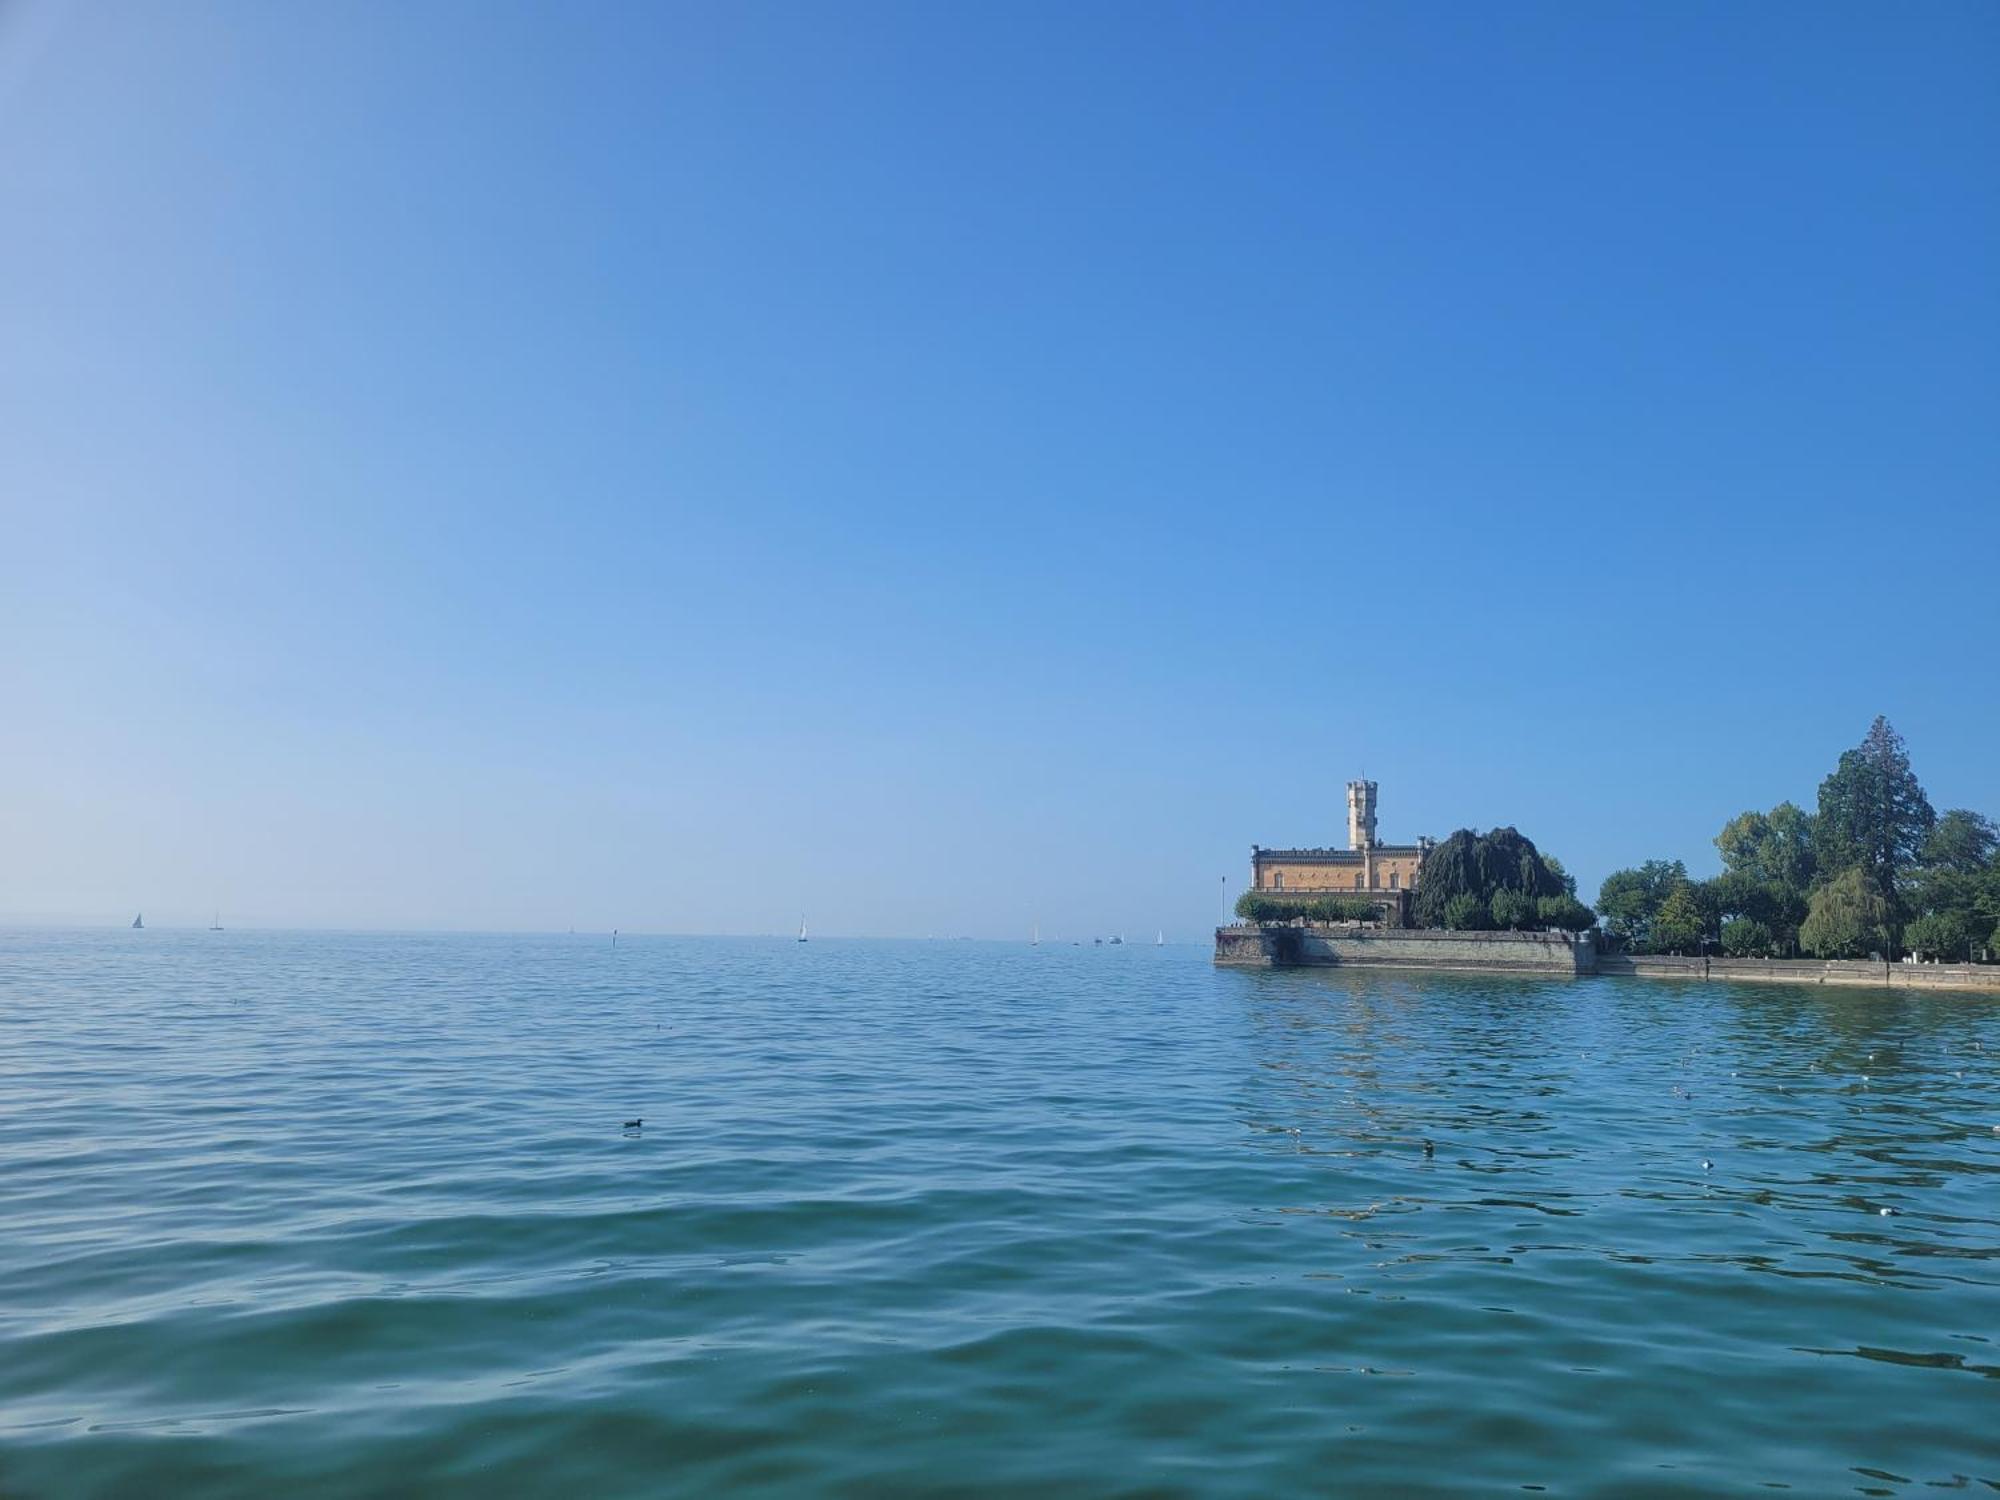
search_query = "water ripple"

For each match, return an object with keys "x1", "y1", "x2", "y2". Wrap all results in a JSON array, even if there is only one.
[{"x1": 1, "y1": 930, "x2": 1997, "y2": 1497}]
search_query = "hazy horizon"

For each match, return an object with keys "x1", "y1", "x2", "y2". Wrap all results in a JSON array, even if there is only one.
[
  {"x1": 4, "y1": 1, "x2": 1995, "y2": 938},
  {"x1": 2, "y1": 921, "x2": 1211, "y2": 942}
]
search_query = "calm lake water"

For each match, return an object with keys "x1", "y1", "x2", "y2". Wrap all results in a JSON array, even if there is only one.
[{"x1": 1, "y1": 930, "x2": 1997, "y2": 1498}]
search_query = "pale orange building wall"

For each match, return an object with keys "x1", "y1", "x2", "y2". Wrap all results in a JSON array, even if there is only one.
[{"x1": 1257, "y1": 853, "x2": 1424, "y2": 892}]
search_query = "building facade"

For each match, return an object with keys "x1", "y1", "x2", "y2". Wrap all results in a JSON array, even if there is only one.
[{"x1": 1250, "y1": 781, "x2": 1434, "y2": 904}]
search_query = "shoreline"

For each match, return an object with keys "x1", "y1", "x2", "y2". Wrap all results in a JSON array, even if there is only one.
[{"x1": 1216, "y1": 924, "x2": 2000, "y2": 994}]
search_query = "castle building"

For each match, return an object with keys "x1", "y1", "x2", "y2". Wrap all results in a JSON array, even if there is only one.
[{"x1": 1250, "y1": 781, "x2": 1434, "y2": 907}]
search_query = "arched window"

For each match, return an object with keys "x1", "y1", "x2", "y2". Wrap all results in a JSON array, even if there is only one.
[
  {"x1": 1272, "y1": 872, "x2": 1283, "y2": 890},
  {"x1": 1389, "y1": 873, "x2": 1400, "y2": 890},
  {"x1": 1353, "y1": 873, "x2": 1363, "y2": 889}
]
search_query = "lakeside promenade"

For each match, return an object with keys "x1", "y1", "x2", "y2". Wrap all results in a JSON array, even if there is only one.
[{"x1": 1217, "y1": 924, "x2": 2000, "y2": 993}]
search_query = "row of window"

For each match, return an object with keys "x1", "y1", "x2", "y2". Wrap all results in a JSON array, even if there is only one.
[{"x1": 1267, "y1": 872, "x2": 1402, "y2": 890}]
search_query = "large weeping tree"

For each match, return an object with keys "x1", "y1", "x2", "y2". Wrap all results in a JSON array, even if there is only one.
[
  {"x1": 1815, "y1": 716, "x2": 1935, "y2": 935},
  {"x1": 1413, "y1": 827, "x2": 1573, "y2": 929}
]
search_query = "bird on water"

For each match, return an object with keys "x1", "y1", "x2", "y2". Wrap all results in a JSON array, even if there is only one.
[
  {"x1": 1422, "y1": 1139, "x2": 1435, "y2": 1159},
  {"x1": 623, "y1": 1118, "x2": 642, "y2": 1130}
]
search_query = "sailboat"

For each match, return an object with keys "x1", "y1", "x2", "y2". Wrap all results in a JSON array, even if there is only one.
[
  {"x1": 1156, "y1": 930, "x2": 1164, "y2": 946},
  {"x1": 1032, "y1": 922, "x2": 1039, "y2": 946},
  {"x1": 797, "y1": 915, "x2": 808, "y2": 943},
  {"x1": 210, "y1": 911, "x2": 224, "y2": 931},
  {"x1": 131, "y1": 913, "x2": 143, "y2": 929}
]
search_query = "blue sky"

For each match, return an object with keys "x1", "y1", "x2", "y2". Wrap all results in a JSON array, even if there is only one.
[{"x1": 2, "y1": 0, "x2": 1995, "y2": 936}]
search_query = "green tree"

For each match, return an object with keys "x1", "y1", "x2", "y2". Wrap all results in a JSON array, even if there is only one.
[
  {"x1": 1708, "y1": 870, "x2": 1777, "y2": 926},
  {"x1": 1923, "y1": 810, "x2": 1998, "y2": 875},
  {"x1": 1762, "y1": 802, "x2": 1820, "y2": 892},
  {"x1": 1715, "y1": 809, "x2": 1772, "y2": 875},
  {"x1": 1412, "y1": 827, "x2": 1569, "y2": 929},
  {"x1": 1976, "y1": 875, "x2": 2000, "y2": 960},
  {"x1": 1595, "y1": 860, "x2": 1687, "y2": 950},
  {"x1": 1709, "y1": 871, "x2": 1809, "y2": 952},
  {"x1": 1489, "y1": 889, "x2": 1531, "y2": 929},
  {"x1": 1909, "y1": 866, "x2": 1982, "y2": 940},
  {"x1": 1537, "y1": 894, "x2": 1596, "y2": 932},
  {"x1": 1903, "y1": 810, "x2": 1997, "y2": 958},
  {"x1": 1690, "y1": 879, "x2": 1725, "y2": 948},
  {"x1": 1798, "y1": 867, "x2": 1892, "y2": 959},
  {"x1": 1652, "y1": 881, "x2": 1705, "y2": 955},
  {"x1": 1442, "y1": 894, "x2": 1489, "y2": 931},
  {"x1": 1237, "y1": 891, "x2": 1312, "y2": 923},
  {"x1": 1816, "y1": 717, "x2": 1935, "y2": 917},
  {"x1": 1542, "y1": 854, "x2": 1579, "y2": 899},
  {"x1": 1716, "y1": 801, "x2": 1817, "y2": 891},
  {"x1": 1236, "y1": 892, "x2": 1384, "y2": 924},
  {"x1": 1721, "y1": 918, "x2": 1775, "y2": 957},
  {"x1": 1905, "y1": 910, "x2": 1975, "y2": 963}
]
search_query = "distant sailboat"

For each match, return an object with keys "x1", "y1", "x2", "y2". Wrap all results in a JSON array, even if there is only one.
[
  {"x1": 210, "y1": 911, "x2": 224, "y2": 931},
  {"x1": 797, "y1": 915, "x2": 808, "y2": 943},
  {"x1": 131, "y1": 913, "x2": 143, "y2": 929},
  {"x1": 1032, "y1": 922, "x2": 1039, "y2": 946},
  {"x1": 1156, "y1": 930, "x2": 1164, "y2": 946}
]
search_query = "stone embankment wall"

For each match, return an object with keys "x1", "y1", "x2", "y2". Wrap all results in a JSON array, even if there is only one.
[
  {"x1": 1214, "y1": 925, "x2": 1593, "y2": 976},
  {"x1": 1216, "y1": 925, "x2": 2000, "y2": 993},
  {"x1": 1599, "y1": 953, "x2": 2000, "y2": 994}
]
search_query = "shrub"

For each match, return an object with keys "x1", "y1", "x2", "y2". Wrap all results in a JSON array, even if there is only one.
[
  {"x1": 1536, "y1": 895, "x2": 1596, "y2": 932},
  {"x1": 1489, "y1": 889, "x2": 1531, "y2": 929},
  {"x1": 1442, "y1": 894, "x2": 1489, "y2": 931},
  {"x1": 1234, "y1": 891, "x2": 1380, "y2": 925},
  {"x1": 1235, "y1": 891, "x2": 1297, "y2": 923},
  {"x1": 1720, "y1": 918, "x2": 1775, "y2": 958},
  {"x1": 1320, "y1": 898, "x2": 1379, "y2": 922},
  {"x1": 1905, "y1": 910, "x2": 1974, "y2": 962}
]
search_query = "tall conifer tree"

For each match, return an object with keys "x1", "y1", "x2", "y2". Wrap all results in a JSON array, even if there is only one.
[{"x1": 1815, "y1": 716, "x2": 1935, "y2": 926}]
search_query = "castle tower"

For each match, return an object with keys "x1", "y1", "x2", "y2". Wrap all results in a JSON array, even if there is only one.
[{"x1": 1346, "y1": 779, "x2": 1378, "y2": 851}]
